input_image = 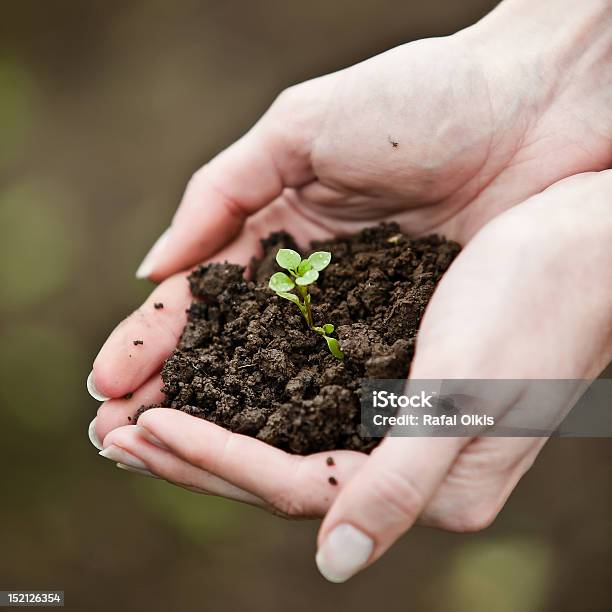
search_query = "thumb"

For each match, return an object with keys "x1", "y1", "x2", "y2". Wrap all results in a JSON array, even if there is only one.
[
  {"x1": 136, "y1": 85, "x2": 318, "y2": 281},
  {"x1": 316, "y1": 171, "x2": 612, "y2": 583},
  {"x1": 315, "y1": 436, "x2": 464, "y2": 583}
]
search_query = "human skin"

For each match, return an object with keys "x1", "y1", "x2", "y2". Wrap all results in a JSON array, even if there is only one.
[{"x1": 88, "y1": 0, "x2": 612, "y2": 583}]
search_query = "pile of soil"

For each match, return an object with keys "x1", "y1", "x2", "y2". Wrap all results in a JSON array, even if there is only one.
[{"x1": 138, "y1": 224, "x2": 460, "y2": 454}]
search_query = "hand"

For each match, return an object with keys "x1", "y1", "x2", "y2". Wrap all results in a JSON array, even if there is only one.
[
  {"x1": 88, "y1": 0, "x2": 612, "y2": 402},
  {"x1": 136, "y1": 0, "x2": 611, "y2": 282},
  {"x1": 88, "y1": 0, "x2": 612, "y2": 583},
  {"x1": 97, "y1": 171, "x2": 612, "y2": 582}
]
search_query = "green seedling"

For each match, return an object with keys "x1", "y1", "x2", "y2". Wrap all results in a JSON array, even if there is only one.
[{"x1": 269, "y1": 248, "x2": 344, "y2": 360}]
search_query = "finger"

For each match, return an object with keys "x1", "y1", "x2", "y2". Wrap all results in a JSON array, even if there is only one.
[
  {"x1": 137, "y1": 408, "x2": 367, "y2": 517},
  {"x1": 100, "y1": 424, "x2": 268, "y2": 508},
  {"x1": 90, "y1": 273, "x2": 191, "y2": 399},
  {"x1": 89, "y1": 234, "x2": 257, "y2": 401},
  {"x1": 188, "y1": 193, "x2": 335, "y2": 272},
  {"x1": 90, "y1": 373, "x2": 165, "y2": 448},
  {"x1": 137, "y1": 87, "x2": 320, "y2": 282},
  {"x1": 316, "y1": 436, "x2": 465, "y2": 582}
]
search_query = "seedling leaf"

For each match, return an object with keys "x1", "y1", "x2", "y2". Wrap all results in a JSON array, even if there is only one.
[
  {"x1": 308, "y1": 251, "x2": 331, "y2": 271},
  {"x1": 324, "y1": 336, "x2": 344, "y2": 360},
  {"x1": 276, "y1": 249, "x2": 301, "y2": 271},
  {"x1": 269, "y1": 272, "x2": 295, "y2": 292},
  {"x1": 295, "y1": 269, "x2": 319, "y2": 286},
  {"x1": 322, "y1": 323, "x2": 334, "y2": 335},
  {"x1": 297, "y1": 259, "x2": 312, "y2": 275},
  {"x1": 277, "y1": 291, "x2": 300, "y2": 305}
]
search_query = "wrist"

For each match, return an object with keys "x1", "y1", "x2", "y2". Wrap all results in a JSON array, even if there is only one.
[
  {"x1": 470, "y1": 0, "x2": 611, "y2": 63},
  {"x1": 459, "y1": 0, "x2": 612, "y2": 87},
  {"x1": 455, "y1": 0, "x2": 612, "y2": 142}
]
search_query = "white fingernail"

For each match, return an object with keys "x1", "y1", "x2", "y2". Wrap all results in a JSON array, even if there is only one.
[
  {"x1": 116, "y1": 462, "x2": 159, "y2": 479},
  {"x1": 99, "y1": 445, "x2": 148, "y2": 471},
  {"x1": 136, "y1": 227, "x2": 171, "y2": 279},
  {"x1": 88, "y1": 417, "x2": 103, "y2": 450},
  {"x1": 315, "y1": 524, "x2": 374, "y2": 583},
  {"x1": 87, "y1": 371, "x2": 111, "y2": 402},
  {"x1": 133, "y1": 425, "x2": 168, "y2": 450}
]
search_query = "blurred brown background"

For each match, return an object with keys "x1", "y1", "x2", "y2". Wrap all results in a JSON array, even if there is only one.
[{"x1": 0, "y1": 1, "x2": 610, "y2": 610}]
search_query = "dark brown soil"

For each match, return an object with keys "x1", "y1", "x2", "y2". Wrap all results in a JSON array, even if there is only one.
[{"x1": 138, "y1": 224, "x2": 460, "y2": 454}]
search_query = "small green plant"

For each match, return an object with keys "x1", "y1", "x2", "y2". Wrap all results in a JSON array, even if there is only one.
[{"x1": 268, "y1": 248, "x2": 344, "y2": 360}]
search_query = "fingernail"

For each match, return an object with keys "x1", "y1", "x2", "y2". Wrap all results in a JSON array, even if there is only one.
[
  {"x1": 116, "y1": 462, "x2": 159, "y2": 479},
  {"x1": 136, "y1": 227, "x2": 171, "y2": 279},
  {"x1": 133, "y1": 425, "x2": 168, "y2": 450},
  {"x1": 88, "y1": 417, "x2": 103, "y2": 450},
  {"x1": 315, "y1": 524, "x2": 374, "y2": 583},
  {"x1": 87, "y1": 371, "x2": 111, "y2": 402},
  {"x1": 99, "y1": 445, "x2": 148, "y2": 471}
]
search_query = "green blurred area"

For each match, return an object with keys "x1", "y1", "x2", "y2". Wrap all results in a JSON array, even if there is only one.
[{"x1": 0, "y1": 1, "x2": 610, "y2": 611}]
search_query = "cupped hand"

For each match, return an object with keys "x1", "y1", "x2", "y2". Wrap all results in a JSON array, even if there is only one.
[
  {"x1": 89, "y1": 17, "x2": 611, "y2": 400},
  {"x1": 94, "y1": 171, "x2": 612, "y2": 582},
  {"x1": 137, "y1": 18, "x2": 610, "y2": 283},
  {"x1": 89, "y1": 12, "x2": 612, "y2": 584}
]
